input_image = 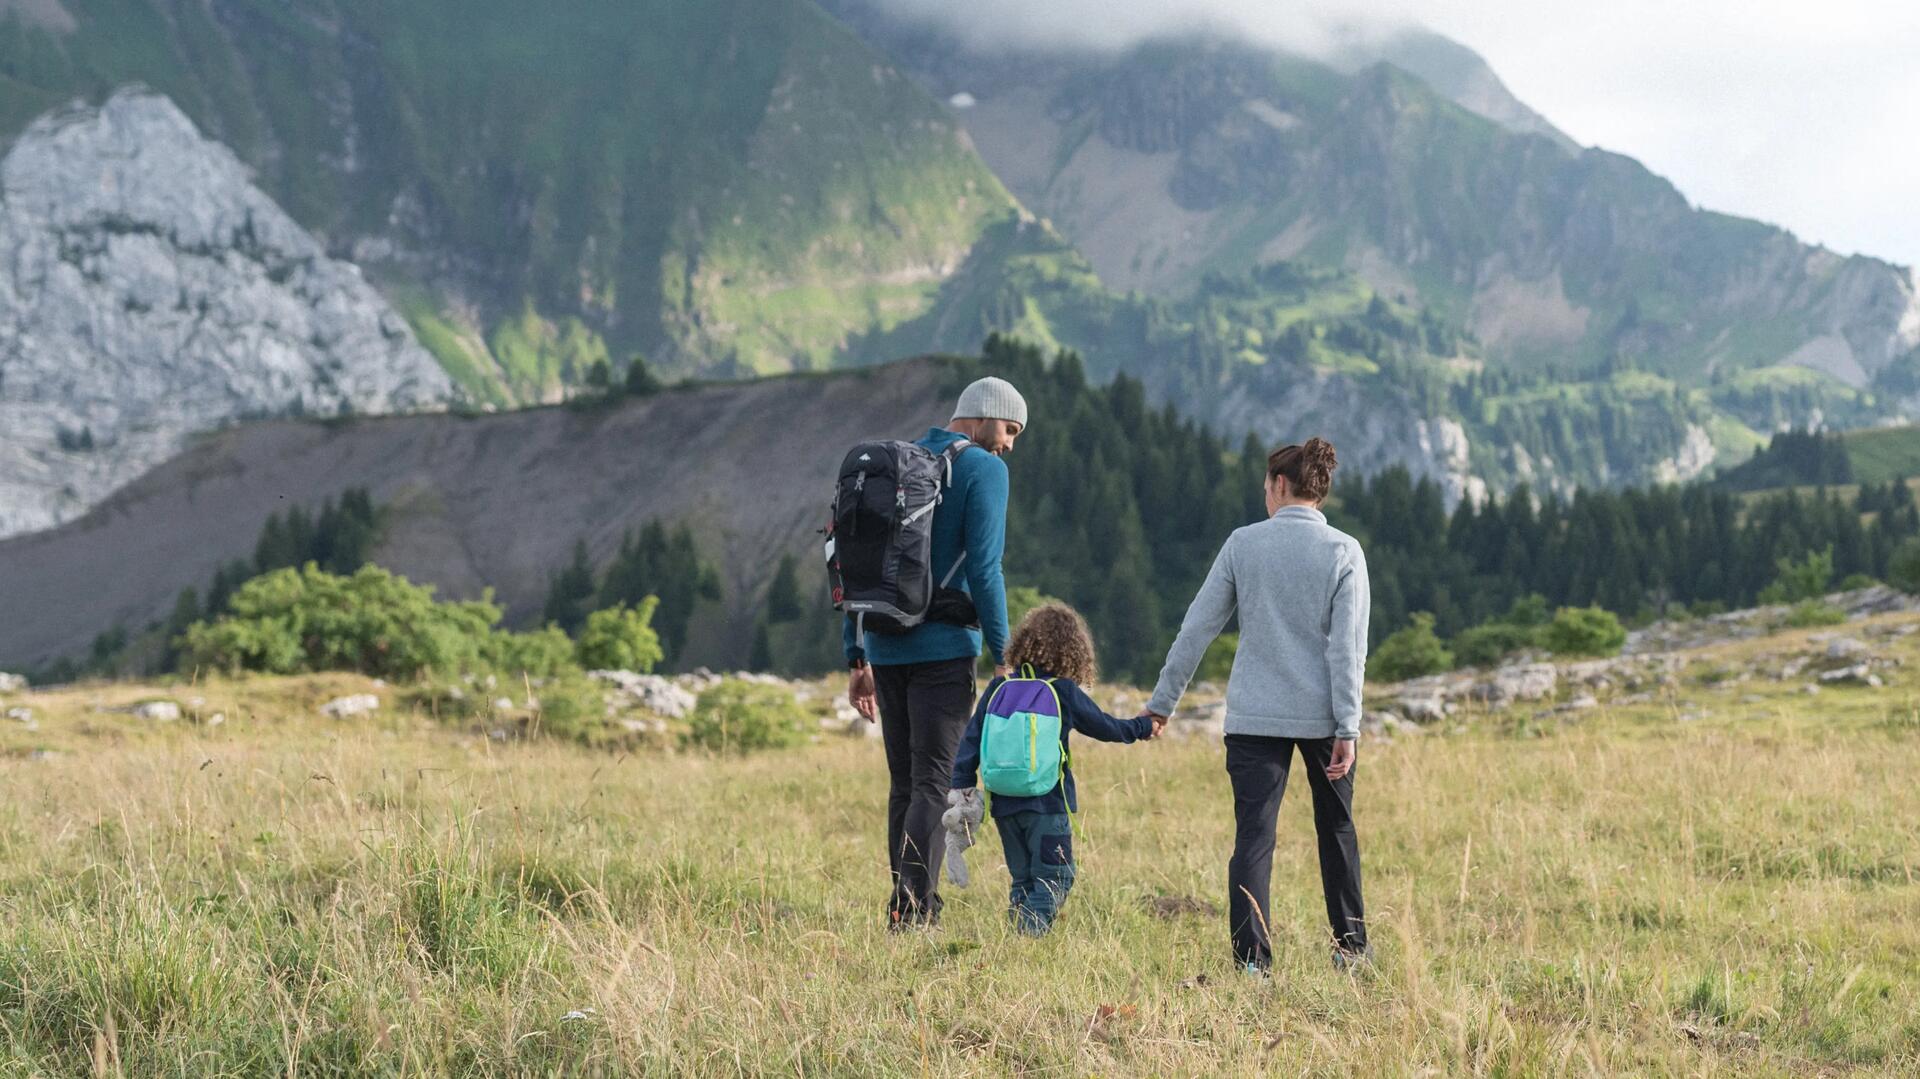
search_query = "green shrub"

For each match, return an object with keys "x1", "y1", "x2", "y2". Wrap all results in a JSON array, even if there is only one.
[
  {"x1": 1503, "y1": 593, "x2": 1551, "y2": 627},
  {"x1": 181, "y1": 564, "x2": 498, "y2": 679},
  {"x1": 682, "y1": 682, "x2": 805, "y2": 754},
  {"x1": 1783, "y1": 601, "x2": 1847, "y2": 628},
  {"x1": 531, "y1": 675, "x2": 613, "y2": 744},
  {"x1": 1452, "y1": 622, "x2": 1536, "y2": 669},
  {"x1": 1542, "y1": 606, "x2": 1627, "y2": 657},
  {"x1": 485, "y1": 624, "x2": 576, "y2": 678},
  {"x1": 1757, "y1": 546, "x2": 1834, "y2": 604},
  {"x1": 1837, "y1": 573, "x2": 1876, "y2": 591},
  {"x1": 1367, "y1": 612, "x2": 1453, "y2": 682},
  {"x1": 575, "y1": 599, "x2": 664, "y2": 672}
]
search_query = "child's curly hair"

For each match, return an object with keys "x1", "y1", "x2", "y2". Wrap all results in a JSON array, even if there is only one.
[{"x1": 1005, "y1": 603, "x2": 1098, "y2": 685}]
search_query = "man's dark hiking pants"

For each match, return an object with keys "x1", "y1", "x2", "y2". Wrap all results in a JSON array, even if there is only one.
[
  {"x1": 874, "y1": 657, "x2": 975, "y2": 925},
  {"x1": 1224, "y1": 734, "x2": 1367, "y2": 968}
]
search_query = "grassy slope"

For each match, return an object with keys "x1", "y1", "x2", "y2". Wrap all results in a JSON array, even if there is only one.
[
  {"x1": 1846, "y1": 426, "x2": 1920, "y2": 485},
  {"x1": 2, "y1": 620, "x2": 1918, "y2": 1073}
]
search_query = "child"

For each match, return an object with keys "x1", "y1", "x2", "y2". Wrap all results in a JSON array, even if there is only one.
[{"x1": 950, "y1": 603, "x2": 1160, "y2": 935}]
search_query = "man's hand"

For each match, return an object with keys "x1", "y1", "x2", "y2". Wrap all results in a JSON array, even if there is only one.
[
  {"x1": 1325, "y1": 738, "x2": 1356, "y2": 781},
  {"x1": 848, "y1": 665, "x2": 877, "y2": 722},
  {"x1": 994, "y1": 664, "x2": 1012, "y2": 681}
]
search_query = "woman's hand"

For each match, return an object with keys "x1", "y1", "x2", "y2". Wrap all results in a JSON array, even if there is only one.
[
  {"x1": 1325, "y1": 738, "x2": 1355, "y2": 781},
  {"x1": 848, "y1": 665, "x2": 877, "y2": 722},
  {"x1": 1145, "y1": 712, "x2": 1167, "y2": 738}
]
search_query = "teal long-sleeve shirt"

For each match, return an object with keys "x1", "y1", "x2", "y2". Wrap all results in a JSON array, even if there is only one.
[{"x1": 844, "y1": 427, "x2": 1011, "y2": 667}]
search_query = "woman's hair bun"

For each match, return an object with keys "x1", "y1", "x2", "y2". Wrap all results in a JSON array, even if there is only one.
[
  {"x1": 1303, "y1": 437, "x2": 1337, "y2": 474},
  {"x1": 1266, "y1": 436, "x2": 1338, "y2": 503}
]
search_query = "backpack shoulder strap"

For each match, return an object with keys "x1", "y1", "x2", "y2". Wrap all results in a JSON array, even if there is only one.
[{"x1": 939, "y1": 437, "x2": 972, "y2": 488}]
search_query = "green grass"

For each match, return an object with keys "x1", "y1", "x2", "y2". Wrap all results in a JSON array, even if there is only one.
[
  {"x1": 1846, "y1": 426, "x2": 1920, "y2": 485},
  {"x1": 2, "y1": 619, "x2": 1919, "y2": 1073}
]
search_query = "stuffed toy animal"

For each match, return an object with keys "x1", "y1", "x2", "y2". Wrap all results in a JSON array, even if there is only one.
[{"x1": 941, "y1": 786, "x2": 986, "y2": 886}]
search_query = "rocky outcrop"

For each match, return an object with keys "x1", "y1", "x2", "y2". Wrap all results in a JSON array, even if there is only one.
[
  {"x1": 0, "y1": 90, "x2": 453, "y2": 537},
  {"x1": 1622, "y1": 586, "x2": 1920, "y2": 654}
]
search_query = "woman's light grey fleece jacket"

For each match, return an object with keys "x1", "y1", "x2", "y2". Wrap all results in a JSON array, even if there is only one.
[{"x1": 1147, "y1": 505, "x2": 1371, "y2": 740}]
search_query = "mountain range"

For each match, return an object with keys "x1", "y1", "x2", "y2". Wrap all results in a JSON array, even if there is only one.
[{"x1": 1, "y1": 4, "x2": 1917, "y2": 544}]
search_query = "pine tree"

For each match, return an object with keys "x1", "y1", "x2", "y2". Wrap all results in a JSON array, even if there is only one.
[
  {"x1": 766, "y1": 555, "x2": 804, "y2": 624},
  {"x1": 624, "y1": 356, "x2": 662, "y2": 396},
  {"x1": 543, "y1": 539, "x2": 597, "y2": 635},
  {"x1": 748, "y1": 620, "x2": 774, "y2": 672}
]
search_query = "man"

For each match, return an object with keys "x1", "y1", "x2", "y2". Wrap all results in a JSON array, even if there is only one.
[{"x1": 846, "y1": 375, "x2": 1025, "y2": 929}]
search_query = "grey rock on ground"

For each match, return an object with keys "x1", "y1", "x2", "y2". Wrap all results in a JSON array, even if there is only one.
[
  {"x1": 134, "y1": 700, "x2": 180, "y2": 721},
  {"x1": 1396, "y1": 696, "x2": 1447, "y2": 724},
  {"x1": 0, "y1": 89, "x2": 453, "y2": 537},
  {"x1": 1817, "y1": 663, "x2": 1882, "y2": 687},
  {"x1": 589, "y1": 670, "x2": 697, "y2": 719},
  {"x1": 0, "y1": 672, "x2": 25, "y2": 693},
  {"x1": 1486, "y1": 663, "x2": 1557, "y2": 703},
  {"x1": 319, "y1": 694, "x2": 380, "y2": 719}
]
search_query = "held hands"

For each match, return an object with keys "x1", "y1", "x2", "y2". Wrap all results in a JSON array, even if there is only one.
[
  {"x1": 1325, "y1": 738, "x2": 1356, "y2": 781},
  {"x1": 1142, "y1": 711, "x2": 1168, "y2": 738}
]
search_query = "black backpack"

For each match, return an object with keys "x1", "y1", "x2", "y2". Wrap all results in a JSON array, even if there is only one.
[{"x1": 825, "y1": 437, "x2": 975, "y2": 643}]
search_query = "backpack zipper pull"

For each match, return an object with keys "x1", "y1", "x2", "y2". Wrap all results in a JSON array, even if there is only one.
[{"x1": 854, "y1": 472, "x2": 866, "y2": 492}]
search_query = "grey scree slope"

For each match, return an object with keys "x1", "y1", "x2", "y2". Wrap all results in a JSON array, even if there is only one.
[{"x1": 0, "y1": 361, "x2": 951, "y2": 671}]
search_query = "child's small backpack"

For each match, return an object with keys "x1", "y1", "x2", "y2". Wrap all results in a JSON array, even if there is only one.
[{"x1": 979, "y1": 665, "x2": 1067, "y2": 797}]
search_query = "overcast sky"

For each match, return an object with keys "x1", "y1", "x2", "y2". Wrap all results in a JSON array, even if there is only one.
[{"x1": 878, "y1": 0, "x2": 1920, "y2": 270}]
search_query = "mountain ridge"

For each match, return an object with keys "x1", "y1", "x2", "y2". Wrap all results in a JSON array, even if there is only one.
[{"x1": 818, "y1": 3, "x2": 1920, "y2": 400}]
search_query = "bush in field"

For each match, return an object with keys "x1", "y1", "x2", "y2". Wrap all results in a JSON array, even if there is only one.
[
  {"x1": 1783, "y1": 601, "x2": 1847, "y2": 628},
  {"x1": 531, "y1": 674, "x2": 614, "y2": 744},
  {"x1": 1367, "y1": 612, "x2": 1452, "y2": 682},
  {"x1": 1452, "y1": 622, "x2": 1537, "y2": 669},
  {"x1": 575, "y1": 599, "x2": 664, "y2": 672},
  {"x1": 1503, "y1": 593, "x2": 1551, "y2": 628},
  {"x1": 682, "y1": 682, "x2": 804, "y2": 754},
  {"x1": 1542, "y1": 605, "x2": 1627, "y2": 657},
  {"x1": 1758, "y1": 546, "x2": 1834, "y2": 605},
  {"x1": 182, "y1": 564, "x2": 499, "y2": 679},
  {"x1": 485, "y1": 625, "x2": 577, "y2": 679}
]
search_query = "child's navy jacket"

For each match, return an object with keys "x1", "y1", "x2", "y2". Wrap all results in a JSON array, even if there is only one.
[{"x1": 951, "y1": 673, "x2": 1154, "y2": 818}]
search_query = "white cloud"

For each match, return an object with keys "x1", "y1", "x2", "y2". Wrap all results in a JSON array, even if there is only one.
[{"x1": 872, "y1": 0, "x2": 1920, "y2": 267}]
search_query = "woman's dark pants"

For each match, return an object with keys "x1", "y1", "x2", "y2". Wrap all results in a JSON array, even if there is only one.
[{"x1": 1224, "y1": 733, "x2": 1367, "y2": 968}]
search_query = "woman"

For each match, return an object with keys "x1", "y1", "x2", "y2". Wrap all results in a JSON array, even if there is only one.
[{"x1": 1145, "y1": 437, "x2": 1371, "y2": 972}]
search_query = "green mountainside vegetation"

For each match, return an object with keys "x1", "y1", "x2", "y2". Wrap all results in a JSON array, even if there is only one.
[
  {"x1": 7, "y1": 1, "x2": 1913, "y2": 493},
  {"x1": 0, "y1": 0, "x2": 1016, "y2": 394}
]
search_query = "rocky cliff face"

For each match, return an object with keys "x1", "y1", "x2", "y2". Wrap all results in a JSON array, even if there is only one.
[{"x1": 0, "y1": 90, "x2": 452, "y2": 537}]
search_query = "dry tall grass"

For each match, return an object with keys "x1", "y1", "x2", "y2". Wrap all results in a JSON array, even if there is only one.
[{"x1": 2, "y1": 627, "x2": 1918, "y2": 1076}]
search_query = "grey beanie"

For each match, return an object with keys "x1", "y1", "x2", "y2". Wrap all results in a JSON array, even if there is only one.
[{"x1": 952, "y1": 376, "x2": 1028, "y2": 427}]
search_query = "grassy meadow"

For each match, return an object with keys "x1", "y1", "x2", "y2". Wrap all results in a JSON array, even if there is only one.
[{"x1": 3, "y1": 622, "x2": 1919, "y2": 1076}]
